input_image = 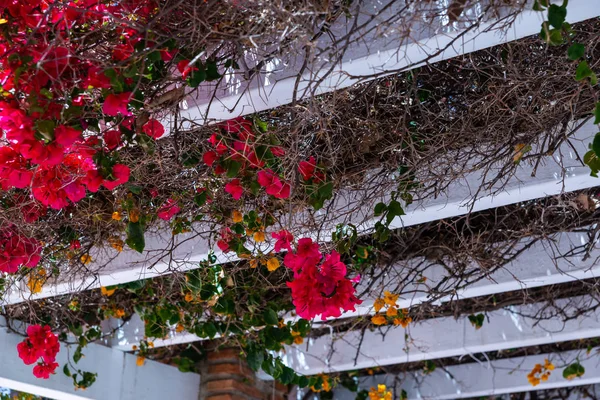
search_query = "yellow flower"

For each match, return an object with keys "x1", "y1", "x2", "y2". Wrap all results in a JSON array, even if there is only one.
[
  {"x1": 176, "y1": 323, "x2": 185, "y2": 333},
  {"x1": 114, "y1": 308, "x2": 126, "y2": 318},
  {"x1": 112, "y1": 211, "x2": 121, "y2": 221},
  {"x1": 80, "y1": 254, "x2": 93, "y2": 265},
  {"x1": 544, "y1": 359, "x2": 555, "y2": 371},
  {"x1": 293, "y1": 336, "x2": 304, "y2": 345},
  {"x1": 253, "y1": 231, "x2": 265, "y2": 243},
  {"x1": 386, "y1": 306, "x2": 398, "y2": 317},
  {"x1": 0, "y1": 19, "x2": 8, "y2": 24},
  {"x1": 266, "y1": 257, "x2": 280, "y2": 272},
  {"x1": 368, "y1": 384, "x2": 392, "y2": 400},
  {"x1": 371, "y1": 314, "x2": 387, "y2": 326},
  {"x1": 27, "y1": 269, "x2": 46, "y2": 294},
  {"x1": 129, "y1": 209, "x2": 140, "y2": 223},
  {"x1": 249, "y1": 259, "x2": 258, "y2": 269},
  {"x1": 393, "y1": 316, "x2": 412, "y2": 328},
  {"x1": 108, "y1": 237, "x2": 124, "y2": 252},
  {"x1": 184, "y1": 292, "x2": 194, "y2": 302},
  {"x1": 373, "y1": 298, "x2": 385, "y2": 313},
  {"x1": 383, "y1": 291, "x2": 399, "y2": 307},
  {"x1": 148, "y1": 341, "x2": 154, "y2": 348},
  {"x1": 136, "y1": 356, "x2": 145, "y2": 366},
  {"x1": 232, "y1": 210, "x2": 243, "y2": 223},
  {"x1": 101, "y1": 286, "x2": 116, "y2": 297}
]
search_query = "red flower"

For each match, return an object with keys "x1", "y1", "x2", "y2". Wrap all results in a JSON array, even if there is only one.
[
  {"x1": 157, "y1": 198, "x2": 181, "y2": 221},
  {"x1": 33, "y1": 362, "x2": 58, "y2": 379},
  {"x1": 202, "y1": 151, "x2": 218, "y2": 166},
  {"x1": 17, "y1": 341, "x2": 40, "y2": 365},
  {"x1": 83, "y1": 65, "x2": 111, "y2": 89},
  {"x1": 70, "y1": 240, "x2": 81, "y2": 250},
  {"x1": 272, "y1": 230, "x2": 293, "y2": 252},
  {"x1": 271, "y1": 146, "x2": 285, "y2": 157},
  {"x1": 177, "y1": 60, "x2": 198, "y2": 79},
  {"x1": 142, "y1": 119, "x2": 165, "y2": 139},
  {"x1": 54, "y1": 125, "x2": 81, "y2": 148},
  {"x1": 298, "y1": 156, "x2": 316, "y2": 181},
  {"x1": 256, "y1": 169, "x2": 290, "y2": 199},
  {"x1": 217, "y1": 240, "x2": 229, "y2": 253},
  {"x1": 102, "y1": 92, "x2": 132, "y2": 116},
  {"x1": 225, "y1": 179, "x2": 243, "y2": 200},
  {"x1": 104, "y1": 130, "x2": 122, "y2": 150},
  {"x1": 103, "y1": 164, "x2": 130, "y2": 191}
]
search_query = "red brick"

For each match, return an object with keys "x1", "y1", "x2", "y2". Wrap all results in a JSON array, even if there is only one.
[
  {"x1": 206, "y1": 395, "x2": 247, "y2": 400},
  {"x1": 206, "y1": 379, "x2": 264, "y2": 400},
  {"x1": 207, "y1": 348, "x2": 242, "y2": 362},
  {"x1": 208, "y1": 362, "x2": 253, "y2": 379}
]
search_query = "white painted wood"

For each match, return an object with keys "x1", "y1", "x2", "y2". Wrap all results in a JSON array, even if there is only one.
[
  {"x1": 175, "y1": 0, "x2": 600, "y2": 124},
  {"x1": 277, "y1": 296, "x2": 600, "y2": 376},
  {"x1": 0, "y1": 319, "x2": 200, "y2": 400},
  {"x1": 333, "y1": 347, "x2": 600, "y2": 399}
]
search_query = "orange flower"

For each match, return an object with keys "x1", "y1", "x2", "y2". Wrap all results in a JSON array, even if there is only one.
[
  {"x1": 101, "y1": 286, "x2": 116, "y2": 297},
  {"x1": 232, "y1": 210, "x2": 243, "y2": 223},
  {"x1": 266, "y1": 257, "x2": 280, "y2": 272},
  {"x1": 253, "y1": 231, "x2": 266, "y2": 243},
  {"x1": 371, "y1": 314, "x2": 387, "y2": 326},
  {"x1": 129, "y1": 209, "x2": 140, "y2": 223},
  {"x1": 136, "y1": 356, "x2": 145, "y2": 366},
  {"x1": 386, "y1": 306, "x2": 398, "y2": 317},
  {"x1": 112, "y1": 211, "x2": 122, "y2": 221},
  {"x1": 373, "y1": 298, "x2": 385, "y2": 313}
]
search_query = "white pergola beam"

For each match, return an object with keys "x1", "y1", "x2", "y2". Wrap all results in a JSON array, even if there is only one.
[
  {"x1": 0, "y1": 319, "x2": 200, "y2": 400},
  {"x1": 332, "y1": 347, "x2": 600, "y2": 399},
  {"x1": 4, "y1": 118, "x2": 598, "y2": 306},
  {"x1": 177, "y1": 0, "x2": 600, "y2": 124},
  {"x1": 278, "y1": 296, "x2": 600, "y2": 376}
]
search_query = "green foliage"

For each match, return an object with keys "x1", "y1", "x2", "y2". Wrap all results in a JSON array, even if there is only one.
[
  {"x1": 575, "y1": 61, "x2": 598, "y2": 85},
  {"x1": 126, "y1": 221, "x2": 145, "y2": 253},
  {"x1": 563, "y1": 362, "x2": 585, "y2": 379},
  {"x1": 567, "y1": 43, "x2": 585, "y2": 60},
  {"x1": 468, "y1": 313, "x2": 485, "y2": 330}
]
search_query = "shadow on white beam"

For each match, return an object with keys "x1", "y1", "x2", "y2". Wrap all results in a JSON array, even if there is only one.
[
  {"x1": 333, "y1": 347, "x2": 600, "y2": 399},
  {"x1": 278, "y1": 296, "x2": 600, "y2": 377},
  {"x1": 0, "y1": 319, "x2": 200, "y2": 400},
  {"x1": 176, "y1": 0, "x2": 600, "y2": 124}
]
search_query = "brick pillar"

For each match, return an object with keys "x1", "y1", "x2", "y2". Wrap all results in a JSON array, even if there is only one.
[{"x1": 199, "y1": 347, "x2": 288, "y2": 400}]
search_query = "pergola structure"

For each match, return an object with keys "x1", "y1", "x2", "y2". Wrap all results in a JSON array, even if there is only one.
[{"x1": 2, "y1": 1, "x2": 600, "y2": 399}]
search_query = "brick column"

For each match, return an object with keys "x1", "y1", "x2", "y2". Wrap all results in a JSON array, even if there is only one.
[{"x1": 199, "y1": 348, "x2": 288, "y2": 400}]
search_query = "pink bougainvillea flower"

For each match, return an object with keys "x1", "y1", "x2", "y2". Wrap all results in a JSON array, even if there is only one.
[
  {"x1": 103, "y1": 130, "x2": 122, "y2": 150},
  {"x1": 103, "y1": 164, "x2": 130, "y2": 191},
  {"x1": 272, "y1": 230, "x2": 294, "y2": 252},
  {"x1": 271, "y1": 146, "x2": 285, "y2": 157},
  {"x1": 202, "y1": 151, "x2": 218, "y2": 166},
  {"x1": 102, "y1": 92, "x2": 132, "y2": 116},
  {"x1": 142, "y1": 119, "x2": 165, "y2": 139},
  {"x1": 157, "y1": 198, "x2": 180, "y2": 221},
  {"x1": 220, "y1": 117, "x2": 253, "y2": 136},
  {"x1": 177, "y1": 60, "x2": 198, "y2": 79},
  {"x1": 299, "y1": 156, "x2": 317, "y2": 181},
  {"x1": 257, "y1": 169, "x2": 291, "y2": 199},
  {"x1": 83, "y1": 65, "x2": 111, "y2": 89},
  {"x1": 33, "y1": 362, "x2": 59, "y2": 379},
  {"x1": 225, "y1": 179, "x2": 244, "y2": 200},
  {"x1": 217, "y1": 239, "x2": 229, "y2": 253},
  {"x1": 17, "y1": 341, "x2": 40, "y2": 365},
  {"x1": 54, "y1": 125, "x2": 81, "y2": 148},
  {"x1": 149, "y1": 188, "x2": 159, "y2": 198}
]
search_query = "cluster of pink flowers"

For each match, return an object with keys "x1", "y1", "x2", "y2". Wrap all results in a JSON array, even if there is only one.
[
  {"x1": 272, "y1": 230, "x2": 362, "y2": 320},
  {"x1": 17, "y1": 325, "x2": 60, "y2": 379},
  {"x1": 0, "y1": 226, "x2": 41, "y2": 273},
  {"x1": 202, "y1": 117, "x2": 291, "y2": 201}
]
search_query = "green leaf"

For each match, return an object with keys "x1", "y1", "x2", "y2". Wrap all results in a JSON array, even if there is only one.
[
  {"x1": 567, "y1": 43, "x2": 585, "y2": 60},
  {"x1": 203, "y1": 322, "x2": 218, "y2": 339},
  {"x1": 593, "y1": 132, "x2": 600, "y2": 158},
  {"x1": 563, "y1": 362, "x2": 585, "y2": 379},
  {"x1": 206, "y1": 61, "x2": 220, "y2": 81},
  {"x1": 263, "y1": 308, "x2": 279, "y2": 325},
  {"x1": 468, "y1": 313, "x2": 485, "y2": 329},
  {"x1": 187, "y1": 67, "x2": 206, "y2": 88},
  {"x1": 575, "y1": 61, "x2": 598, "y2": 85},
  {"x1": 548, "y1": 4, "x2": 567, "y2": 28},
  {"x1": 73, "y1": 346, "x2": 83, "y2": 363},
  {"x1": 246, "y1": 346, "x2": 264, "y2": 371},
  {"x1": 126, "y1": 221, "x2": 145, "y2": 253},
  {"x1": 63, "y1": 364, "x2": 72, "y2": 377},
  {"x1": 594, "y1": 102, "x2": 600, "y2": 124},
  {"x1": 374, "y1": 202, "x2": 387, "y2": 216},
  {"x1": 584, "y1": 150, "x2": 600, "y2": 177},
  {"x1": 226, "y1": 160, "x2": 242, "y2": 178}
]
